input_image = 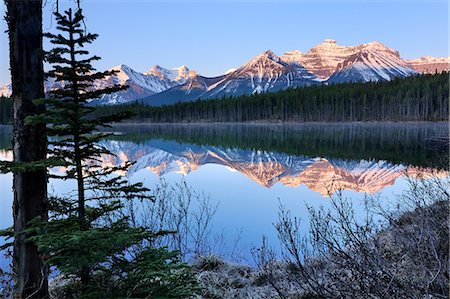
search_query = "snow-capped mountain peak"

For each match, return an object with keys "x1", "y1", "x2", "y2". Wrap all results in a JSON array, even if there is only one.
[
  {"x1": 199, "y1": 50, "x2": 316, "y2": 98},
  {"x1": 281, "y1": 39, "x2": 422, "y2": 82},
  {"x1": 1, "y1": 39, "x2": 448, "y2": 105},
  {"x1": 248, "y1": 50, "x2": 287, "y2": 67},
  {"x1": 282, "y1": 39, "x2": 359, "y2": 80},
  {"x1": 361, "y1": 41, "x2": 400, "y2": 57},
  {"x1": 328, "y1": 41, "x2": 417, "y2": 83},
  {"x1": 108, "y1": 64, "x2": 136, "y2": 85},
  {"x1": 241, "y1": 50, "x2": 290, "y2": 73},
  {"x1": 280, "y1": 50, "x2": 302, "y2": 63},
  {"x1": 363, "y1": 40, "x2": 387, "y2": 49},
  {"x1": 89, "y1": 64, "x2": 199, "y2": 105},
  {"x1": 225, "y1": 68, "x2": 237, "y2": 74},
  {"x1": 314, "y1": 39, "x2": 343, "y2": 50},
  {"x1": 145, "y1": 64, "x2": 194, "y2": 85}
]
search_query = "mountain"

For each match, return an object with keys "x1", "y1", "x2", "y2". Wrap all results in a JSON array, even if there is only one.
[
  {"x1": 0, "y1": 134, "x2": 445, "y2": 196},
  {"x1": 145, "y1": 65, "x2": 194, "y2": 85},
  {"x1": 282, "y1": 40, "x2": 421, "y2": 83},
  {"x1": 0, "y1": 77, "x2": 67, "y2": 98},
  {"x1": 406, "y1": 56, "x2": 450, "y2": 74},
  {"x1": 90, "y1": 139, "x2": 446, "y2": 196},
  {"x1": 143, "y1": 50, "x2": 317, "y2": 106},
  {"x1": 143, "y1": 75, "x2": 226, "y2": 106},
  {"x1": 0, "y1": 84, "x2": 11, "y2": 97},
  {"x1": 327, "y1": 42, "x2": 417, "y2": 83},
  {"x1": 0, "y1": 64, "x2": 196, "y2": 105},
  {"x1": 201, "y1": 50, "x2": 317, "y2": 98},
  {"x1": 281, "y1": 39, "x2": 359, "y2": 80},
  {"x1": 89, "y1": 64, "x2": 196, "y2": 105},
  {"x1": 144, "y1": 41, "x2": 430, "y2": 106},
  {"x1": 1, "y1": 39, "x2": 447, "y2": 105}
]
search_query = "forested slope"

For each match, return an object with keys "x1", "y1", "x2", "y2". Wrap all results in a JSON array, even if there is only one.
[
  {"x1": 0, "y1": 97, "x2": 12, "y2": 124},
  {"x1": 95, "y1": 72, "x2": 448, "y2": 122},
  {"x1": 1, "y1": 73, "x2": 447, "y2": 124}
]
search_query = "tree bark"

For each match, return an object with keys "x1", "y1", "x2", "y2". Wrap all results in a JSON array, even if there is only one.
[{"x1": 6, "y1": 1, "x2": 48, "y2": 298}]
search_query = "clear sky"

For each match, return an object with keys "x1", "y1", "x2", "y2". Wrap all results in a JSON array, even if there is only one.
[{"x1": 0, "y1": 0, "x2": 448, "y2": 86}]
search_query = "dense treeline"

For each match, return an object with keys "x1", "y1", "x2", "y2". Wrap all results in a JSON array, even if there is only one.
[
  {"x1": 0, "y1": 97, "x2": 12, "y2": 124},
  {"x1": 1, "y1": 123, "x2": 447, "y2": 169},
  {"x1": 108, "y1": 123, "x2": 448, "y2": 169},
  {"x1": 1, "y1": 73, "x2": 447, "y2": 125},
  {"x1": 94, "y1": 72, "x2": 449, "y2": 122},
  {"x1": 0, "y1": 126, "x2": 11, "y2": 150}
]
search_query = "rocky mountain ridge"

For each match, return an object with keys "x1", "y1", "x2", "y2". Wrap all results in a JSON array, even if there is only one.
[{"x1": 1, "y1": 39, "x2": 448, "y2": 105}]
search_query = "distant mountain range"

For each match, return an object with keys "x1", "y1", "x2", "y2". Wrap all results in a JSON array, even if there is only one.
[{"x1": 1, "y1": 39, "x2": 448, "y2": 106}]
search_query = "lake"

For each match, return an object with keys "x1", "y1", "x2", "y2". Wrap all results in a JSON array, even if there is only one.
[{"x1": 0, "y1": 123, "x2": 448, "y2": 263}]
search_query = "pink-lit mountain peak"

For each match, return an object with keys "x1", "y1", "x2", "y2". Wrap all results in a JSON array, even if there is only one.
[{"x1": 1, "y1": 39, "x2": 448, "y2": 104}]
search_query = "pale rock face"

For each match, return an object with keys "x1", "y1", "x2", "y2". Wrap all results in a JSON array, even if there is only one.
[
  {"x1": 88, "y1": 64, "x2": 198, "y2": 105},
  {"x1": 406, "y1": 56, "x2": 450, "y2": 74},
  {"x1": 90, "y1": 64, "x2": 172, "y2": 105},
  {"x1": 0, "y1": 40, "x2": 446, "y2": 105},
  {"x1": 327, "y1": 41, "x2": 417, "y2": 83},
  {"x1": 200, "y1": 50, "x2": 316, "y2": 99},
  {"x1": 144, "y1": 50, "x2": 317, "y2": 105},
  {"x1": 110, "y1": 64, "x2": 175, "y2": 92},
  {"x1": 0, "y1": 64, "x2": 197, "y2": 105},
  {"x1": 0, "y1": 77, "x2": 71, "y2": 98},
  {"x1": 142, "y1": 74, "x2": 227, "y2": 106},
  {"x1": 282, "y1": 40, "x2": 419, "y2": 82},
  {"x1": 282, "y1": 39, "x2": 359, "y2": 80},
  {"x1": 145, "y1": 65, "x2": 195, "y2": 85}
]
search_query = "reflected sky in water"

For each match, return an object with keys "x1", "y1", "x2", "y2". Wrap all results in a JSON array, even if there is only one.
[{"x1": 0, "y1": 123, "x2": 448, "y2": 262}]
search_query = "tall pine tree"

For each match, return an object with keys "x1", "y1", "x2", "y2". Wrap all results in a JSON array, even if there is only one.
[{"x1": 19, "y1": 8, "x2": 197, "y2": 298}]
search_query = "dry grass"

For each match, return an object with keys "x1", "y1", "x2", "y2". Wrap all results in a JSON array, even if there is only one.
[{"x1": 195, "y1": 175, "x2": 449, "y2": 299}]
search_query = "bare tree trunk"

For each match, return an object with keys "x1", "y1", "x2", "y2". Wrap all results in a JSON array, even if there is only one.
[{"x1": 6, "y1": 1, "x2": 48, "y2": 298}]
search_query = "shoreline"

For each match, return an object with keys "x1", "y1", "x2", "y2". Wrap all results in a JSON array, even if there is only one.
[
  {"x1": 1, "y1": 121, "x2": 447, "y2": 128},
  {"x1": 111, "y1": 120, "x2": 448, "y2": 126}
]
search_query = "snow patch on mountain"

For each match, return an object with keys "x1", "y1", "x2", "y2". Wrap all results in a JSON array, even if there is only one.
[
  {"x1": 90, "y1": 64, "x2": 197, "y2": 105},
  {"x1": 282, "y1": 40, "x2": 419, "y2": 83},
  {"x1": 145, "y1": 65, "x2": 196, "y2": 85},
  {"x1": 225, "y1": 68, "x2": 237, "y2": 74},
  {"x1": 0, "y1": 40, "x2": 445, "y2": 104},
  {"x1": 327, "y1": 41, "x2": 417, "y2": 83},
  {"x1": 282, "y1": 39, "x2": 359, "y2": 80},
  {"x1": 200, "y1": 50, "x2": 317, "y2": 99}
]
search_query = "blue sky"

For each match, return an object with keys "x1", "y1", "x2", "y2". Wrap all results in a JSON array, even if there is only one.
[{"x1": 0, "y1": 0, "x2": 448, "y2": 86}]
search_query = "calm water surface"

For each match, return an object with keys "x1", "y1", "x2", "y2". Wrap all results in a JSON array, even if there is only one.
[{"x1": 0, "y1": 123, "x2": 448, "y2": 262}]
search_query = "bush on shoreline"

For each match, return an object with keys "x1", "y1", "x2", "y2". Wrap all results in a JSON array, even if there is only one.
[{"x1": 194, "y1": 175, "x2": 449, "y2": 298}]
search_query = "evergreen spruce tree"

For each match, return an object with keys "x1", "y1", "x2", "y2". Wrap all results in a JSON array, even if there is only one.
[{"x1": 20, "y1": 8, "x2": 197, "y2": 298}]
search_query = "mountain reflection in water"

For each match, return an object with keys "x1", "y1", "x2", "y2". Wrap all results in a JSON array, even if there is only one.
[
  {"x1": 0, "y1": 123, "x2": 448, "y2": 262},
  {"x1": 0, "y1": 123, "x2": 448, "y2": 196},
  {"x1": 97, "y1": 142, "x2": 446, "y2": 197}
]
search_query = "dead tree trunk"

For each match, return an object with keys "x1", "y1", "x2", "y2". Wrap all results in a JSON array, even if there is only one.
[{"x1": 5, "y1": 1, "x2": 48, "y2": 298}]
